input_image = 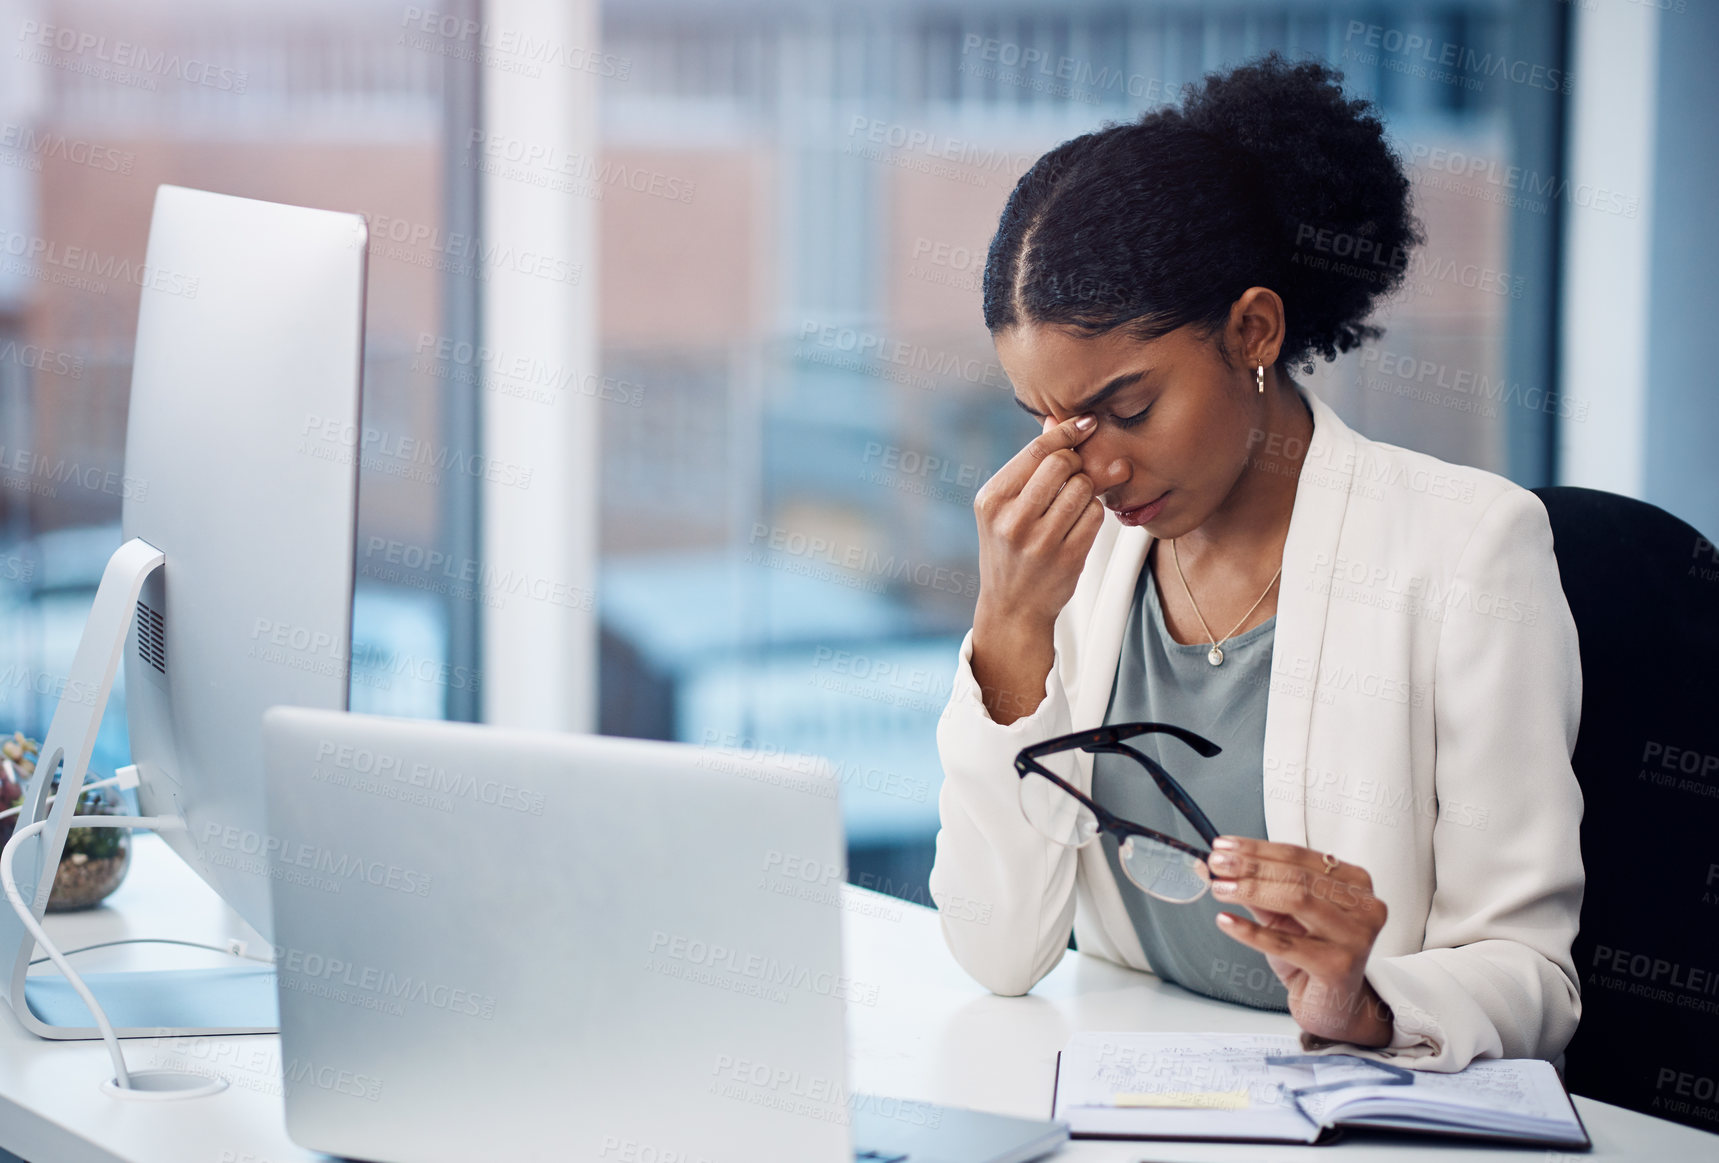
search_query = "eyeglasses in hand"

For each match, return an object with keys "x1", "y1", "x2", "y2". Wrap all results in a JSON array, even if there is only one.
[{"x1": 1013, "y1": 722, "x2": 1222, "y2": 904}]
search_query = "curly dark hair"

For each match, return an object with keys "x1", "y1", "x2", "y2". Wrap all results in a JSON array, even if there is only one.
[{"x1": 981, "y1": 53, "x2": 1423, "y2": 371}]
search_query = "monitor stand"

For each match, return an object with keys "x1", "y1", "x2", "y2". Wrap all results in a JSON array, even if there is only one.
[{"x1": 1, "y1": 537, "x2": 279, "y2": 1040}]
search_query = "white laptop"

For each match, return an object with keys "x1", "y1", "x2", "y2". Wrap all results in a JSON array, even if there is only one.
[{"x1": 259, "y1": 707, "x2": 1067, "y2": 1163}]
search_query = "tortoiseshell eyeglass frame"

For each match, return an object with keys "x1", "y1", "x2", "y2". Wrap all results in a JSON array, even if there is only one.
[{"x1": 1013, "y1": 722, "x2": 1223, "y2": 861}]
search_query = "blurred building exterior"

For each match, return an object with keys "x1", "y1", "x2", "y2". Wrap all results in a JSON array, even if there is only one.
[{"x1": 0, "y1": 0, "x2": 1564, "y2": 898}]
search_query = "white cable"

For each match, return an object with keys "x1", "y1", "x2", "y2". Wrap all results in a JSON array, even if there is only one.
[
  {"x1": 2, "y1": 814, "x2": 186, "y2": 1091},
  {"x1": 30, "y1": 938, "x2": 274, "y2": 967},
  {"x1": 0, "y1": 773, "x2": 127, "y2": 822}
]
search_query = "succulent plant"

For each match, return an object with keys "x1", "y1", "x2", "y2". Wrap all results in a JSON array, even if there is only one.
[
  {"x1": 0, "y1": 732, "x2": 123, "y2": 857},
  {"x1": 1, "y1": 731, "x2": 38, "y2": 810},
  {"x1": 1, "y1": 731, "x2": 38, "y2": 771},
  {"x1": 0, "y1": 731, "x2": 129, "y2": 909},
  {"x1": 62, "y1": 787, "x2": 125, "y2": 860}
]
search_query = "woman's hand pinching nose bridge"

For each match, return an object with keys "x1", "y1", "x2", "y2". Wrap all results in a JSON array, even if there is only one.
[
  {"x1": 1041, "y1": 414, "x2": 1096, "y2": 437},
  {"x1": 971, "y1": 411, "x2": 1111, "y2": 650}
]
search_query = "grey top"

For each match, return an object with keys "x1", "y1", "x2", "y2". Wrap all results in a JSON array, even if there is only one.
[{"x1": 1090, "y1": 550, "x2": 1289, "y2": 1012}]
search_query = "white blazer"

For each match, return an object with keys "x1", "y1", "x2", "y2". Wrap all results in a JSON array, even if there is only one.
[{"x1": 928, "y1": 387, "x2": 1584, "y2": 1072}]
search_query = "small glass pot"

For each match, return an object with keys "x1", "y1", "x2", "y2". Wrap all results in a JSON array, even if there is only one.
[{"x1": 46, "y1": 780, "x2": 131, "y2": 912}]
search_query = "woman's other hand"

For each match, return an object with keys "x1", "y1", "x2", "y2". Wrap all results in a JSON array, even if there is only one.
[{"x1": 1206, "y1": 836, "x2": 1395, "y2": 1046}]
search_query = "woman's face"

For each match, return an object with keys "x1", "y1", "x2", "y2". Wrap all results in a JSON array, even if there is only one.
[{"x1": 994, "y1": 321, "x2": 1263, "y2": 538}]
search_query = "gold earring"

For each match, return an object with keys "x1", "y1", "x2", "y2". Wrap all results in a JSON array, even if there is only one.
[{"x1": 1256, "y1": 363, "x2": 1266, "y2": 394}]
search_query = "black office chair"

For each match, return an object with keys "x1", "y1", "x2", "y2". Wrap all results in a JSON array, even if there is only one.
[{"x1": 1533, "y1": 486, "x2": 1719, "y2": 1135}]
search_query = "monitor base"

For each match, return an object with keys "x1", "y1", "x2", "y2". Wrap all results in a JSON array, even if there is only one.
[
  {"x1": 0, "y1": 538, "x2": 172, "y2": 1034},
  {"x1": 21, "y1": 964, "x2": 278, "y2": 1040}
]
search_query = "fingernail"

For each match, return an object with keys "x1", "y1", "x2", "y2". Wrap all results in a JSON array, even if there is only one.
[
  {"x1": 1207, "y1": 852, "x2": 1234, "y2": 871},
  {"x1": 1213, "y1": 879, "x2": 1237, "y2": 894},
  {"x1": 1216, "y1": 913, "x2": 1236, "y2": 925},
  {"x1": 1212, "y1": 836, "x2": 1239, "y2": 850},
  {"x1": 1073, "y1": 415, "x2": 1095, "y2": 431}
]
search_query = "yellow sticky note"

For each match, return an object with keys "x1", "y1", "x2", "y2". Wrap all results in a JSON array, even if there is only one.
[{"x1": 1110, "y1": 1089, "x2": 1251, "y2": 1110}]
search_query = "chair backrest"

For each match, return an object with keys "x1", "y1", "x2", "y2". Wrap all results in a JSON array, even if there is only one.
[{"x1": 1532, "y1": 486, "x2": 1719, "y2": 1135}]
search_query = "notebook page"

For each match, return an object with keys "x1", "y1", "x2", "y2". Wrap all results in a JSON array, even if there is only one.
[
  {"x1": 1055, "y1": 1032, "x2": 1322, "y2": 1142},
  {"x1": 1307, "y1": 1058, "x2": 1581, "y2": 1137}
]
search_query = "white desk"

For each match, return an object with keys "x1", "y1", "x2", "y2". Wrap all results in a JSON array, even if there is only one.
[{"x1": 2, "y1": 836, "x2": 1716, "y2": 1163}]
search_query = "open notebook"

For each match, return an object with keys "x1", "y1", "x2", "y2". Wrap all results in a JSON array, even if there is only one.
[{"x1": 1053, "y1": 1032, "x2": 1589, "y2": 1148}]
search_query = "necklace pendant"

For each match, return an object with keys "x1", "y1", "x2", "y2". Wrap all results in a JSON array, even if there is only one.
[{"x1": 1207, "y1": 645, "x2": 1225, "y2": 667}]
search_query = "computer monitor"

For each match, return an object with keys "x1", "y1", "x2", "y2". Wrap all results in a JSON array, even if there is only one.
[{"x1": 0, "y1": 184, "x2": 367, "y2": 1040}]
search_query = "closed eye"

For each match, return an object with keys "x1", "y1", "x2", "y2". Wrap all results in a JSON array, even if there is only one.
[{"x1": 1112, "y1": 406, "x2": 1150, "y2": 429}]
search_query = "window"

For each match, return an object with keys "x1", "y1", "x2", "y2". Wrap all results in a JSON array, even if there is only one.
[
  {"x1": 594, "y1": 1, "x2": 1570, "y2": 903},
  {"x1": 0, "y1": 0, "x2": 478, "y2": 771}
]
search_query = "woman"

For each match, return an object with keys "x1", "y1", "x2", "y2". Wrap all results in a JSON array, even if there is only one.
[{"x1": 928, "y1": 54, "x2": 1583, "y2": 1072}]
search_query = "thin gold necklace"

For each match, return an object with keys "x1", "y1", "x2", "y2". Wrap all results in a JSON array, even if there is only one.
[{"x1": 1169, "y1": 539, "x2": 1281, "y2": 667}]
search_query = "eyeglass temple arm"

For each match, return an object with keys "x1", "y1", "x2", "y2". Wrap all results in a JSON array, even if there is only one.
[
  {"x1": 1108, "y1": 721, "x2": 1222, "y2": 758},
  {"x1": 1263, "y1": 1053, "x2": 1417, "y2": 1089},
  {"x1": 1017, "y1": 721, "x2": 1220, "y2": 763},
  {"x1": 1086, "y1": 743, "x2": 1222, "y2": 846}
]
